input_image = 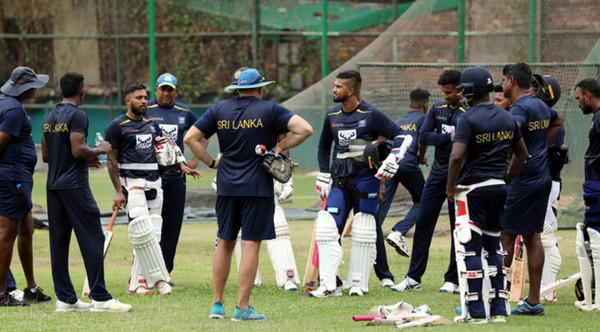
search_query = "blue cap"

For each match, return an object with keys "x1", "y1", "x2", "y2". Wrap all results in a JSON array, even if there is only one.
[
  {"x1": 1, "y1": 66, "x2": 48, "y2": 97},
  {"x1": 224, "y1": 68, "x2": 274, "y2": 91},
  {"x1": 156, "y1": 73, "x2": 177, "y2": 89},
  {"x1": 456, "y1": 66, "x2": 493, "y2": 90}
]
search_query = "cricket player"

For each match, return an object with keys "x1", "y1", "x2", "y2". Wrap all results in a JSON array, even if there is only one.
[
  {"x1": 146, "y1": 73, "x2": 200, "y2": 275},
  {"x1": 447, "y1": 66, "x2": 528, "y2": 324},
  {"x1": 312, "y1": 70, "x2": 412, "y2": 298},
  {"x1": 573, "y1": 78, "x2": 600, "y2": 311},
  {"x1": 105, "y1": 82, "x2": 199, "y2": 296},
  {"x1": 392, "y1": 70, "x2": 464, "y2": 293},
  {"x1": 500, "y1": 63, "x2": 563, "y2": 316},
  {"x1": 0, "y1": 67, "x2": 51, "y2": 307},
  {"x1": 43, "y1": 72, "x2": 131, "y2": 312},
  {"x1": 379, "y1": 88, "x2": 431, "y2": 260},
  {"x1": 185, "y1": 68, "x2": 312, "y2": 321}
]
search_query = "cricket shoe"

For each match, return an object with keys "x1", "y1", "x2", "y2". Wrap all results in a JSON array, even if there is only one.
[
  {"x1": 391, "y1": 276, "x2": 421, "y2": 292},
  {"x1": 308, "y1": 286, "x2": 342, "y2": 298},
  {"x1": 9, "y1": 289, "x2": 24, "y2": 302},
  {"x1": 156, "y1": 281, "x2": 172, "y2": 295},
  {"x1": 439, "y1": 281, "x2": 459, "y2": 294},
  {"x1": 22, "y1": 286, "x2": 52, "y2": 303},
  {"x1": 579, "y1": 303, "x2": 599, "y2": 312},
  {"x1": 511, "y1": 301, "x2": 545, "y2": 316},
  {"x1": 381, "y1": 278, "x2": 394, "y2": 288},
  {"x1": 55, "y1": 299, "x2": 90, "y2": 312},
  {"x1": 0, "y1": 292, "x2": 28, "y2": 307},
  {"x1": 490, "y1": 315, "x2": 507, "y2": 323},
  {"x1": 231, "y1": 305, "x2": 266, "y2": 321},
  {"x1": 454, "y1": 316, "x2": 488, "y2": 324},
  {"x1": 349, "y1": 287, "x2": 365, "y2": 296},
  {"x1": 284, "y1": 280, "x2": 298, "y2": 291},
  {"x1": 131, "y1": 287, "x2": 151, "y2": 296},
  {"x1": 209, "y1": 301, "x2": 225, "y2": 319},
  {"x1": 90, "y1": 299, "x2": 132, "y2": 313},
  {"x1": 386, "y1": 231, "x2": 410, "y2": 257}
]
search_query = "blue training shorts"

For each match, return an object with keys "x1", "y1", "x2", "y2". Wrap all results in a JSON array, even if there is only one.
[
  {"x1": 465, "y1": 185, "x2": 507, "y2": 232},
  {"x1": 502, "y1": 177, "x2": 551, "y2": 237},
  {"x1": 0, "y1": 181, "x2": 32, "y2": 220},
  {"x1": 216, "y1": 196, "x2": 275, "y2": 241}
]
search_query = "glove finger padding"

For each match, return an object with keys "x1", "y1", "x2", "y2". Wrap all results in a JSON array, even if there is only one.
[{"x1": 262, "y1": 154, "x2": 293, "y2": 183}]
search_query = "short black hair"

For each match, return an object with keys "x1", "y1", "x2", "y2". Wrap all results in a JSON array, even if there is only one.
[
  {"x1": 502, "y1": 63, "x2": 531, "y2": 89},
  {"x1": 437, "y1": 70, "x2": 461, "y2": 87},
  {"x1": 124, "y1": 82, "x2": 147, "y2": 97},
  {"x1": 60, "y1": 72, "x2": 84, "y2": 98},
  {"x1": 409, "y1": 88, "x2": 430, "y2": 108},
  {"x1": 576, "y1": 78, "x2": 600, "y2": 98},
  {"x1": 336, "y1": 70, "x2": 362, "y2": 91}
]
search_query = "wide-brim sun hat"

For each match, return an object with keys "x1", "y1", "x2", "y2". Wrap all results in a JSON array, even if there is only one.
[
  {"x1": 224, "y1": 68, "x2": 274, "y2": 92},
  {"x1": 1, "y1": 66, "x2": 49, "y2": 97}
]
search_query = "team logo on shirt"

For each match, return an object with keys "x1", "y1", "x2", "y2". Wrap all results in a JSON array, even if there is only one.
[
  {"x1": 358, "y1": 120, "x2": 366, "y2": 127},
  {"x1": 179, "y1": 117, "x2": 185, "y2": 124},
  {"x1": 159, "y1": 124, "x2": 178, "y2": 142},
  {"x1": 136, "y1": 134, "x2": 153, "y2": 149},
  {"x1": 338, "y1": 129, "x2": 357, "y2": 146},
  {"x1": 441, "y1": 124, "x2": 455, "y2": 134}
]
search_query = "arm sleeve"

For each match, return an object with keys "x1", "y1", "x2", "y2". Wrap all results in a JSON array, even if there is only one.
[
  {"x1": 193, "y1": 106, "x2": 217, "y2": 139},
  {"x1": 0, "y1": 107, "x2": 24, "y2": 137},
  {"x1": 317, "y1": 116, "x2": 333, "y2": 173},
  {"x1": 185, "y1": 108, "x2": 198, "y2": 131},
  {"x1": 272, "y1": 103, "x2": 294, "y2": 134},
  {"x1": 69, "y1": 111, "x2": 88, "y2": 135},
  {"x1": 510, "y1": 104, "x2": 527, "y2": 125},
  {"x1": 418, "y1": 106, "x2": 451, "y2": 146},
  {"x1": 104, "y1": 121, "x2": 121, "y2": 148},
  {"x1": 512, "y1": 119, "x2": 523, "y2": 143},
  {"x1": 452, "y1": 116, "x2": 472, "y2": 145}
]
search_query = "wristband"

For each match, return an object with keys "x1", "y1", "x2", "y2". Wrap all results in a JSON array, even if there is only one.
[{"x1": 209, "y1": 159, "x2": 216, "y2": 169}]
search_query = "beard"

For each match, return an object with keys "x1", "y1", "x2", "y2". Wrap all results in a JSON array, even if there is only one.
[
  {"x1": 333, "y1": 93, "x2": 347, "y2": 103},
  {"x1": 583, "y1": 105, "x2": 594, "y2": 115},
  {"x1": 131, "y1": 104, "x2": 146, "y2": 116}
]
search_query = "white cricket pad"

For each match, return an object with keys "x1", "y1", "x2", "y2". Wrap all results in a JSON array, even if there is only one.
[
  {"x1": 315, "y1": 210, "x2": 342, "y2": 291},
  {"x1": 234, "y1": 231, "x2": 262, "y2": 286},
  {"x1": 588, "y1": 226, "x2": 600, "y2": 306},
  {"x1": 453, "y1": 228, "x2": 488, "y2": 321},
  {"x1": 128, "y1": 215, "x2": 170, "y2": 288},
  {"x1": 541, "y1": 223, "x2": 562, "y2": 291},
  {"x1": 576, "y1": 223, "x2": 594, "y2": 307},
  {"x1": 266, "y1": 205, "x2": 300, "y2": 287},
  {"x1": 128, "y1": 254, "x2": 147, "y2": 293},
  {"x1": 346, "y1": 213, "x2": 377, "y2": 293}
]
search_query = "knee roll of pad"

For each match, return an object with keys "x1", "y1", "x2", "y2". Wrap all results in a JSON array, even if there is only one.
[
  {"x1": 357, "y1": 169, "x2": 380, "y2": 215},
  {"x1": 128, "y1": 215, "x2": 170, "y2": 288},
  {"x1": 347, "y1": 213, "x2": 377, "y2": 293},
  {"x1": 150, "y1": 214, "x2": 163, "y2": 241}
]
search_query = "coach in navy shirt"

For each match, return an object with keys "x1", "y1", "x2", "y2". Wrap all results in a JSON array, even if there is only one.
[{"x1": 185, "y1": 68, "x2": 312, "y2": 321}]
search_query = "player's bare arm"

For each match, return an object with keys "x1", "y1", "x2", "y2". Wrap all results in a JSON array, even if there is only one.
[
  {"x1": 417, "y1": 143, "x2": 428, "y2": 166},
  {"x1": 446, "y1": 141, "x2": 469, "y2": 202},
  {"x1": 272, "y1": 115, "x2": 313, "y2": 156},
  {"x1": 106, "y1": 147, "x2": 126, "y2": 210},
  {"x1": 69, "y1": 131, "x2": 111, "y2": 168},
  {"x1": 505, "y1": 138, "x2": 529, "y2": 185},
  {"x1": 184, "y1": 126, "x2": 219, "y2": 168},
  {"x1": 41, "y1": 135, "x2": 48, "y2": 163}
]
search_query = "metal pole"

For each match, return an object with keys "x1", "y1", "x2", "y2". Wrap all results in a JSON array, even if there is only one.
[
  {"x1": 148, "y1": 0, "x2": 156, "y2": 99},
  {"x1": 392, "y1": 0, "x2": 398, "y2": 62},
  {"x1": 529, "y1": 0, "x2": 535, "y2": 63},
  {"x1": 251, "y1": 0, "x2": 260, "y2": 67},
  {"x1": 457, "y1": 0, "x2": 465, "y2": 63},
  {"x1": 535, "y1": 0, "x2": 542, "y2": 62},
  {"x1": 114, "y1": 0, "x2": 122, "y2": 118},
  {"x1": 321, "y1": 0, "x2": 328, "y2": 119}
]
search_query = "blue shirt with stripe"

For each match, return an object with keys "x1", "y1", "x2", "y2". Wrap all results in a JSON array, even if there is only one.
[
  {"x1": 0, "y1": 95, "x2": 37, "y2": 182},
  {"x1": 146, "y1": 100, "x2": 197, "y2": 152},
  {"x1": 395, "y1": 110, "x2": 426, "y2": 169},
  {"x1": 586, "y1": 110, "x2": 600, "y2": 181},
  {"x1": 105, "y1": 115, "x2": 162, "y2": 181},
  {"x1": 418, "y1": 100, "x2": 467, "y2": 178},
  {"x1": 317, "y1": 101, "x2": 402, "y2": 179},
  {"x1": 193, "y1": 96, "x2": 294, "y2": 197}
]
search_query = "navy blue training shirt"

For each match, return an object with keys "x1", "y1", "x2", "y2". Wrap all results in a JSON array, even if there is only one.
[
  {"x1": 453, "y1": 103, "x2": 522, "y2": 185},
  {"x1": 43, "y1": 103, "x2": 90, "y2": 189},
  {"x1": 105, "y1": 115, "x2": 162, "y2": 181},
  {"x1": 395, "y1": 110, "x2": 426, "y2": 169},
  {"x1": 418, "y1": 100, "x2": 467, "y2": 178},
  {"x1": 0, "y1": 95, "x2": 37, "y2": 181},
  {"x1": 146, "y1": 100, "x2": 197, "y2": 152},
  {"x1": 317, "y1": 101, "x2": 402, "y2": 178},
  {"x1": 193, "y1": 96, "x2": 294, "y2": 197},
  {"x1": 510, "y1": 94, "x2": 557, "y2": 181},
  {"x1": 585, "y1": 110, "x2": 600, "y2": 181}
]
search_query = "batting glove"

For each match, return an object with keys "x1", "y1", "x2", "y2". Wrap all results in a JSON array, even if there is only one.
[
  {"x1": 376, "y1": 153, "x2": 400, "y2": 179},
  {"x1": 315, "y1": 172, "x2": 332, "y2": 198},
  {"x1": 279, "y1": 178, "x2": 294, "y2": 200}
]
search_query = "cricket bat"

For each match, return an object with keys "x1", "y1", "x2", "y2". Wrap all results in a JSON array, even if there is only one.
[
  {"x1": 341, "y1": 211, "x2": 353, "y2": 239},
  {"x1": 509, "y1": 235, "x2": 527, "y2": 302},
  {"x1": 539, "y1": 272, "x2": 581, "y2": 298},
  {"x1": 302, "y1": 198, "x2": 327, "y2": 291},
  {"x1": 82, "y1": 208, "x2": 119, "y2": 297}
]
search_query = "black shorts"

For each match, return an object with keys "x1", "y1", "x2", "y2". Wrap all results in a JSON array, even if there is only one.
[
  {"x1": 216, "y1": 196, "x2": 275, "y2": 241},
  {"x1": 502, "y1": 178, "x2": 551, "y2": 237},
  {"x1": 0, "y1": 181, "x2": 32, "y2": 220}
]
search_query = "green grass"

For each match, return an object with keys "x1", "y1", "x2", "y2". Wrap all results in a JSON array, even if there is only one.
[{"x1": 10, "y1": 169, "x2": 598, "y2": 330}]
